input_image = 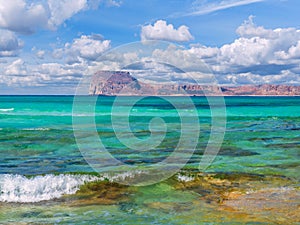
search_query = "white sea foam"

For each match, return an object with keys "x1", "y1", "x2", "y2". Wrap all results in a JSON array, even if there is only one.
[
  {"x1": 176, "y1": 174, "x2": 195, "y2": 182},
  {"x1": 22, "y1": 128, "x2": 51, "y2": 131},
  {"x1": 0, "y1": 108, "x2": 14, "y2": 112},
  {"x1": 245, "y1": 187, "x2": 296, "y2": 195},
  {"x1": 0, "y1": 174, "x2": 100, "y2": 203},
  {"x1": 102, "y1": 170, "x2": 145, "y2": 182}
]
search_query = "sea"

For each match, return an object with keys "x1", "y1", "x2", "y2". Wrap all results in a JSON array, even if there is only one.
[{"x1": 0, "y1": 95, "x2": 299, "y2": 224}]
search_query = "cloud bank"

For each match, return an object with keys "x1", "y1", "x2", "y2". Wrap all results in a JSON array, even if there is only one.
[{"x1": 1, "y1": 16, "x2": 300, "y2": 93}]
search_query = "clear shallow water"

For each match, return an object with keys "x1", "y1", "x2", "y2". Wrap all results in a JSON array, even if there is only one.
[{"x1": 0, "y1": 96, "x2": 299, "y2": 224}]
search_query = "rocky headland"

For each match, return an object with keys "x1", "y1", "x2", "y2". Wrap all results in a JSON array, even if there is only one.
[{"x1": 89, "y1": 71, "x2": 300, "y2": 96}]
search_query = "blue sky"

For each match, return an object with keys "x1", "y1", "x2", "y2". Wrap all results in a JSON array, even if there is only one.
[{"x1": 0, "y1": 0, "x2": 300, "y2": 94}]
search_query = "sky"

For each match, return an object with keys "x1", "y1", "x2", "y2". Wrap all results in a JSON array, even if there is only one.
[{"x1": 0, "y1": 0, "x2": 300, "y2": 94}]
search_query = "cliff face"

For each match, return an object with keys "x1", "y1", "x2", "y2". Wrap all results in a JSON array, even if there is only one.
[
  {"x1": 89, "y1": 71, "x2": 300, "y2": 96},
  {"x1": 89, "y1": 71, "x2": 220, "y2": 96},
  {"x1": 221, "y1": 85, "x2": 300, "y2": 96},
  {"x1": 90, "y1": 71, "x2": 142, "y2": 95}
]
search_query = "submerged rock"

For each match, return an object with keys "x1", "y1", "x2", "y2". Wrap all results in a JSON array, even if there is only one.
[
  {"x1": 222, "y1": 187, "x2": 300, "y2": 223},
  {"x1": 174, "y1": 172, "x2": 297, "y2": 203},
  {"x1": 64, "y1": 180, "x2": 132, "y2": 206},
  {"x1": 173, "y1": 171, "x2": 300, "y2": 223}
]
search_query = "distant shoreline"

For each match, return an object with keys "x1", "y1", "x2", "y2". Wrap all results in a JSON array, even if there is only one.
[
  {"x1": 90, "y1": 71, "x2": 300, "y2": 96},
  {"x1": 1, "y1": 95, "x2": 300, "y2": 97}
]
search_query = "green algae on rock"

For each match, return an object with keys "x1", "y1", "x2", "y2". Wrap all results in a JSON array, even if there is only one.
[{"x1": 63, "y1": 180, "x2": 132, "y2": 206}]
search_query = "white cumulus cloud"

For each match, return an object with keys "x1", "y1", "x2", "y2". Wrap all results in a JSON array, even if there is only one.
[
  {"x1": 0, "y1": 0, "x2": 121, "y2": 34},
  {"x1": 141, "y1": 20, "x2": 194, "y2": 42},
  {"x1": 47, "y1": 0, "x2": 87, "y2": 30},
  {"x1": 0, "y1": 29, "x2": 23, "y2": 56},
  {"x1": 0, "y1": 0, "x2": 50, "y2": 34},
  {"x1": 4, "y1": 59, "x2": 27, "y2": 75},
  {"x1": 216, "y1": 16, "x2": 300, "y2": 70},
  {"x1": 36, "y1": 50, "x2": 46, "y2": 59},
  {"x1": 1, "y1": 33, "x2": 112, "y2": 90},
  {"x1": 64, "y1": 34, "x2": 111, "y2": 64},
  {"x1": 145, "y1": 17, "x2": 300, "y2": 85},
  {"x1": 2, "y1": 15, "x2": 300, "y2": 92}
]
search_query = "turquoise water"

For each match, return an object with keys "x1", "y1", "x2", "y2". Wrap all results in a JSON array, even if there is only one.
[{"x1": 0, "y1": 96, "x2": 299, "y2": 224}]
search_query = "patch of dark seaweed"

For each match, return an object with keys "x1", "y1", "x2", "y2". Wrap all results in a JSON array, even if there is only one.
[
  {"x1": 194, "y1": 146, "x2": 259, "y2": 157},
  {"x1": 64, "y1": 180, "x2": 132, "y2": 206},
  {"x1": 266, "y1": 142, "x2": 300, "y2": 149}
]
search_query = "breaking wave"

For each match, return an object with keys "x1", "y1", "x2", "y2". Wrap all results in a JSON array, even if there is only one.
[
  {"x1": 0, "y1": 108, "x2": 14, "y2": 112},
  {"x1": 0, "y1": 171, "x2": 200, "y2": 203},
  {"x1": 0, "y1": 174, "x2": 100, "y2": 203}
]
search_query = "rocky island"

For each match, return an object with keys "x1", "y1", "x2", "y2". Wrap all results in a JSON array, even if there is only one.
[{"x1": 89, "y1": 71, "x2": 300, "y2": 96}]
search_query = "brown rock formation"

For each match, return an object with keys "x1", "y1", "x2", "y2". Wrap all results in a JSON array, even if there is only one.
[{"x1": 89, "y1": 71, "x2": 300, "y2": 96}]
